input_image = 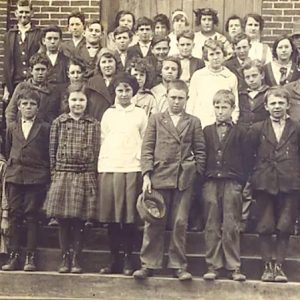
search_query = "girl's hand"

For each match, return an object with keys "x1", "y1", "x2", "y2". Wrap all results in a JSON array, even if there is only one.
[
  {"x1": 1, "y1": 218, "x2": 9, "y2": 237},
  {"x1": 142, "y1": 174, "x2": 152, "y2": 194}
]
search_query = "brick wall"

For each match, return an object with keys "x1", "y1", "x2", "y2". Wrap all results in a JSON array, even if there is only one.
[
  {"x1": 0, "y1": 2, "x2": 8, "y2": 95},
  {"x1": 261, "y1": 0, "x2": 300, "y2": 45}
]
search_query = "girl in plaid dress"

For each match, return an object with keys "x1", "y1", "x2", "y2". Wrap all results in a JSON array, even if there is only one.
[
  {"x1": 44, "y1": 83, "x2": 100, "y2": 274},
  {"x1": 98, "y1": 72, "x2": 147, "y2": 276}
]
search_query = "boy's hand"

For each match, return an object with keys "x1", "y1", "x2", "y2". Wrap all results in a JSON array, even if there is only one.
[
  {"x1": 142, "y1": 174, "x2": 152, "y2": 194},
  {"x1": 1, "y1": 217, "x2": 9, "y2": 236}
]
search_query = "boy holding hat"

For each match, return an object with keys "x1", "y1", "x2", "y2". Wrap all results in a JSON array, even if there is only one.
[{"x1": 133, "y1": 79, "x2": 206, "y2": 281}]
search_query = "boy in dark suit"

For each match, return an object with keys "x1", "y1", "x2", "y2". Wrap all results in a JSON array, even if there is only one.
[
  {"x1": 202, "y1": 90, "x2": 247, "y2": 281},
  {"x1": 133, "y1": 79, "x2": 206, "y2": 281},
  {"x1": 2, "y1": 87, "x2": 50, "y2": 271},
  {"x1": 247, "y1": 86, "x2": 300, "y2": 282}
]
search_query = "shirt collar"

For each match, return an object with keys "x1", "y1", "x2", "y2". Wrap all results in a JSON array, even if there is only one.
[
  {"x1": 216, "y1": 119, "x2": 233, "y2": 127},
  {"x1": 22, "y1": 117, "x2": 35, "y2": 123},
  {"x1": 115, "y1": 103, "x2": 135, "y2": 111},
  {"x1": 270, "y1": 114, "x2": 290, "y2": 124},
  {"x1": 18, "y1": 23, "x2": 31, "y2": 32}
]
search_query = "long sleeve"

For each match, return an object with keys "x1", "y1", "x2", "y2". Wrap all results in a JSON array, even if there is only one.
[
  {"x1": 192, "y1": 118, "x2": 206, "y2": 177},
  {"x1": 49, "y1": 120, "x2": 59, "y2": 172}
]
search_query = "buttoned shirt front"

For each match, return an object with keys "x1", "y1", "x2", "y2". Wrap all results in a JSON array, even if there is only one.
[
  {"x1": 21, "y1": 118, "x2": 35, "y2": 140},
  {"x1": 270, "y1": 115, "x2": 289, "y2": 142}
]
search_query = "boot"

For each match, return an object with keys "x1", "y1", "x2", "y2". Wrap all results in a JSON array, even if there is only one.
[
  {"x1": 123, "y1": 254, "x2": 134, "y2": 276},
  {"x1": 2, "y1": 251, "x2": 21, "y2": 271},
  {"x1": 24, "y1": 252, "x2": 37, "y2": 272},
  {"x1": 274, "y1": 263, "x2": 288, "y2": 282},
  {"x1": 58, "y1": 251, "x2": 71, "y2": 273},
  {"x1": 71, "y1": 252, "x2": 82, "y2": 274},
  {"x1": 99, "y1": 253, "x2": 122, "y2": 274},
  {"x1": 261, "y1": 261, "x2": 274, "y2": 282}
]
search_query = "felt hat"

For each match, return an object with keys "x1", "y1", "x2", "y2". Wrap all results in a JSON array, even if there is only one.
[{"x1": 136, "y1": 190, "x2": 166, "y2": 224}]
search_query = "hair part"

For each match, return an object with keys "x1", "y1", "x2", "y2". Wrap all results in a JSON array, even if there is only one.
[
  {"x1": 213, "y1": 89, "x2": 235, "y2": 107},
  {"x1": 114, "y1": 10, "x2": 136, "y2": 31},
  {"x1": 241, "y1": 58, "x2": 264, "y2": 75},
  {"x1": 113, "y1": 26, "x2": 133, "y2": 39},
  {"x1": 43, "y1": 25, "x2": 62, "y2": 39},
  {"x1": 232, "y1": 32, "x2": 251, "y2": 46},
  {"x1": 264, "y1": 86, "x2": 291, "y2": 104},
  {"x1": 176, "y1": 30, "x2": 195, "y2": 42},
  {"x1": 244, "y1": 13, "x2": 264, "y2": 31},
  {"x1": 272, "y1": 35, "x2": 297, "y2": 61}
]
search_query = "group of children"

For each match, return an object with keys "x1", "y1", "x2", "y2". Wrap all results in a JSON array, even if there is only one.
[{"x1": 1, "y1": 0, "x2": 300, "y2": 285}]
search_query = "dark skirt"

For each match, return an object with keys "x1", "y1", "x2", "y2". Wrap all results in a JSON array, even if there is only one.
[
  {"x1": 44, "y1": 171, "x2": 98, "y2": 220},
  {"x1": 98, "y1": 172, "x2": 142, "y2": 223}
]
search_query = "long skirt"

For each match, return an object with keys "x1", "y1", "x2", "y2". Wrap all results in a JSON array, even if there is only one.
[{"x1": 98, "y1": 172, "x2": 142, "y2": 223}]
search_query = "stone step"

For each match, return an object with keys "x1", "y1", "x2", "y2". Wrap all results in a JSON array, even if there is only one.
[
  {"x1": 1, "y1": 248, "x2": 300, "y2": 281},
  {"x1": 0, "y1": 272, "x2": 300, "y2": 300}
]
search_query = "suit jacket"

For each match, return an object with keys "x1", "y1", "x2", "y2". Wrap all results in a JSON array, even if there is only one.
[
  {"x1": 247, "y1": 118, "x2": 300, "y2": 195},
  {"x1": 114, "y1": 49, "x2": 137, "y2": 72},
  {"x1": 3, "y1": 24, "x2": 42, "y2": 94},
  {"x1": 285, "y1": 80, "x2": 300, "y2": 121},
  {"x1": 61, "y1": 37, "x2": 86, "y2": 59},
  {"x1": 5, "y1": 118, "x2": 50, "y2": 185},
  {"x1": 189, "y1": 56, "x2": 205, "y2": 77},
  {"x1": 141, "y1": 111, "x2": 206, "y2": 191},
  {"x1": 225, "y1": 57, "x2": 247, "y2": 91},
  {"x1": 128, "y1": 43, "x2": 152, "y2": 58}
]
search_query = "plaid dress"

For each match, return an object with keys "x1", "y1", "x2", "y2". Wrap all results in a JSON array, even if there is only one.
[{"x1": 44, "y1": 113, "x2": 100, "y2": 220}]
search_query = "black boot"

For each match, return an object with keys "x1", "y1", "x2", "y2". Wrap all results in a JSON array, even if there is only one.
[
  {"x1": 58, "y1": 251, "x2": 71, "y2": 273},
  {"x1": 99, "y1": 253, "x2": 122, "y2": 274},
  {"x1": 71, "y1": 252, "x2": 82, "y2": 274},
  {"x1": 24, "y1": 252, "x2": 37, "y2": 272},
  {"x1": 2, "y1": 251, "x2": 21, "y2": 271},
  {"x1": 123, "y1": 254, "x2": 134, "y2": 276}
]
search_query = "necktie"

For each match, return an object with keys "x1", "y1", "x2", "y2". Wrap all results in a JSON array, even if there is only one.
[{"x1": 279, "y1": 67, "x2": 288, "y2": 85}]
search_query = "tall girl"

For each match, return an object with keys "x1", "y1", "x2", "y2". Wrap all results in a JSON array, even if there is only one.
[
  {"x1": 98, "y1": 72, "x2": 147, "y2": 275},
  {"x1": 44, "y1": 83, "x2": 100, "y2": 274}
]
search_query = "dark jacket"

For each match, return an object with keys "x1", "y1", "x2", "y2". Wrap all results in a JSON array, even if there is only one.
[
  {"x1": 203, "y1": 123, "x2": 248, "y2": 185},
  {"x1": 247, "y1": 118, "x2": 300, "y2": 195},
  {"x1": 5, "y1": 118, "x2": 50, "y2": 185},
  {"x1": 128, "y1": 43, "x2": 152, "y2": 58},
  {"x1": 141, "y1": 111, "x2": 206, "y2": 191},
  {"x1": 225, "y1": 57, "x2": 247, "y2": 91},
  {"x1": 114, "y1": 49, "x2": 137, "y2": 72}
]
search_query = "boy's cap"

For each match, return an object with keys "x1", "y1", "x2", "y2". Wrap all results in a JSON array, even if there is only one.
[
  {"x1": 292, "y1": 20, "x2": 300, "y2": 37},
  {"x1": 98, "y1": 48, "x2": 116, "y2": 60}
]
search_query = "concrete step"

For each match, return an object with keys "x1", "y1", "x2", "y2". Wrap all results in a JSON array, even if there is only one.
[{"x1": 0, "y1": 272, "x2": 300, "y2": 300}]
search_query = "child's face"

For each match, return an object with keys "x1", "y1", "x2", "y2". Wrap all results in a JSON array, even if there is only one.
[
  {"x1": 151, "y1": 41, "x2": 170, "y2": 61},
  {"x1": 43, "y1": 31, "x2": 61, "y2": 53},
  {"x1": 161, "y1": 61, "x2": 179, "y2": 83},
  {"x1": 130, "y1": 68, "x2": 146, "y2": 89},
  {"x1": 114, "y1": 32, "x2": 131, "y2": 52},
  {"x1": 68, "y1": 91, "x2": 87, "y2": 117},
  {"x1": 137, "y1": 25, "x2": 153, "y2": 43},
  {"x1": 167, "y1": 88, "x2": 187, "y2": 115},
  {"x1": 154, "y1": 22, "x2": 168, "y2": 36},
  {"x1": 15, "y1": 5, "x2": 33, "y2": 26},
  {"x1": 243, "y1": 66, "x2": 263, "y2": 90},
  {"x1": 85, "y1": 23, "x2": 102, "y2": 45},
  {"x1": 245, "y1": 17, "x2": 260, "y2": 39},
  {"x1": 173, "y1": 17, "x2": 187, "y2": 33},
  {"x1": 68, "y1": 17, "x2": 85, "y2": 38},
  {"x1": 68, "y1": 64, "x2": 84, "y2": 84},
  {"x1": 119, "y1": 14, "x2": 134, "y2": 30},
  {"x1": 115, "y1": 82, "x2": 133, "y2": 107},
  {"x1": 99, "y1": 56, "x2": 116, "y2": 77},
  {"x1": 265, "y1": 95, "x2": 289, "y2": 120},
  {"x1": 276, "y1": 38, "x2": 293, "y2": 62},
  {"x1": 177, "y1": 36, "x2": 194, "y2": 58},
  {"x1": 214, "y1": 100, "x2": 234, "y2": 123},
  {"x1": 31, "y1": 63, "x2": 48, "y2": 84},
  {"x1": 206, "y1": 47, "x2": 224, "y2": 70},
  {"x1": 234, "y1": 39, "x2": 250, "y2": 61},
  {"x1": 228, "y1": 19, "x2": 242, "y2": 39},
  {"x1": 201, "y1": 15, "x2": 214, "y2": 33},
  {"x1": 18, "y1": 98, "x2": 38, "y2": 120}
]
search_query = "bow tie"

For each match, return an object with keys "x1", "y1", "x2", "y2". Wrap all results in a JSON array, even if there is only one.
[{"x1": 216, "y1": 120, "x2": 232, "y2": 127}]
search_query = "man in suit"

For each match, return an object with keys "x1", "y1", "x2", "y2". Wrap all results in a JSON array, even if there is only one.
[
  {"x1": 133, "y1": 79, "x2": 206, "y2": 281},
  {"x1": 2, "y1": 87, "x2": 50, "y2": 272},
  {"x1": 247, "y1": 86, "x2": 300, "y2": 283}
]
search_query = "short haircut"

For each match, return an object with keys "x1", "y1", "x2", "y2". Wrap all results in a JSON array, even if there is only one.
[
  {"x1": 17, "y1": 0, "x2": 33, "y2": 10},
  {"x1": 241, "y1": 58, "x2": 264, "y2": 75},
  {"x1": 225, "y1": 15, "x2": 243, "y2": 32},
  {"x1": 213, "y1": 89, "x2": 235, "y2": 107},
  {"x1": 244, "y1": 13, "x2": 264, "y2": 31},
  {"x1": 111, "y1": 72, "x2": 139, "y2": 96},
  {"x1": 67, "y1": 11, "x2": 85, "y2": 26},
  {"x1": 114, "y1": 10, "x2": 136, "y2": 31},
  {"x1": 86, "y1": 19, "x2": 103, "y2": 31},
  {"x1": 264, "y1": 86, "x2": 290, "y2": 104},
  {"x1": 202, "y1": 39, "x2": 225, "y2": 61},
  {"x1": 135, "y1": 16, "x2": 154, "y2": 30},
  {"x1": 232, "y1": 32, "x2": 251, "y2": 46},
  {"x1": 151, "y1": 34, "x2": 170, "y2": 47},
  {"x1": 29, "y1": 53, "x2": 50, "y2": 68},
  {"x1": 153, "y1": 14, "x2": 170, "y2": 31},
  {"x1": 167, "y1": 79, "x2": 189, "y2": 96},
  {"x1": 42, "y1": 25, "x2": 62, "y2": 39},
  {"x1": 194, "y1": 8, "x2": 219, "y2": 27},
  {"x1": 68, "y1": 56, "x2": 86, "y2": 73},
  {"x1": 113, "y1": 26, "x2": 133, "y2": 39},
  {"x1": 16, "y1": 87, "x2": 40, "y2": 107},
  {"x1": 94, "y1": 48, "x2": 117, "y2": 75},
  {"x1": 272, "y1": 35, "x2": 297, "y2": 61},
  {"x1": 162, "y1": 56, "x2": 182, "y2": 79},
  {"x1": 176, "y1": 30, "x2": 195, "y2": 42}
]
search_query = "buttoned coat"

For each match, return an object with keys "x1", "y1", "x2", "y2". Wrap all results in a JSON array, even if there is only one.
[
  {"x1": 141, "y1": 111, "x2": 206, "y2": 191},
  {"x1": 5, "y1": 118, "x2": 50, "y2": 185},
  {"x1": 225, "y1": 57, "x2": 247, "y2": 91},
  {"x1": 247, "y1": 118, "x2": 300, "y2": 195}
]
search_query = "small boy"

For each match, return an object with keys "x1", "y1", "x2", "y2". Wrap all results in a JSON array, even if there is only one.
[
  {"x1": 176, "y1": 30, "x2": 205, "y2": 84},
  {"x1": 153, "y1": 14, "x2": 170, "y2": 37},
  {"x1": 225, "y1": 33, "x2": 252, "y2": 91},
  {"x1": 6, "y1": 53, "x2": 60, "y2": 126},
  {"x1": 2, "y1": 87, "x2": 50, "y2": 271},
  {"x1": 3, "y1": 0, "x2": 42, "y2": 102},
  {"x1": 202, "y1": 90, "x2": 247, "y2": 281},
  {"x1": 128, "y1": 17, "x2": 154, "y2": 58},
  {"x1": 133, "y1": 79, "x2": 206, "y2": 281}
]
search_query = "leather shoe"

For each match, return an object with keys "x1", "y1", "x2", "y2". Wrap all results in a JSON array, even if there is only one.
[
  {"x1": 24, "y1": 252, "x2": 37, "y2": 272},
  {"x1": 133, "y1": 268, "x2": 153, "y2": 279},
  {"x1": 2, "y1": 251, "x2": 21, "y2": 271},
  {"x1": 173, "y1": 269, "x2": 192, "y2": 281}
]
